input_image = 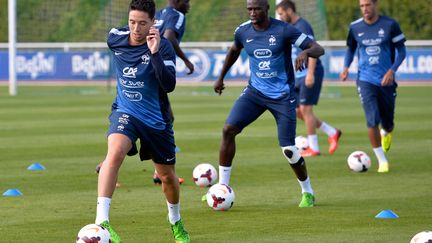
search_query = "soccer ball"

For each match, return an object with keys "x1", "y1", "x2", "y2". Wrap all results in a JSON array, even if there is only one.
[
  {"x1": 410, "y1": 231, "x2": 432, "y2": 243},
  {"x1": 347, "y1": 151, "x2": 371, "y2": 172},
  {"x1": 206, "y1": 183, "x2": 235, "y2": 211},
  {"x1": 76, "y1": 224, "x2": 111, "y2": 243},
  {"x1": 295, "y1": 135, "x2": 309, "y2": 152},
  {"x1": 192, "y1": 163, "x2": 218, "y2": 187}
]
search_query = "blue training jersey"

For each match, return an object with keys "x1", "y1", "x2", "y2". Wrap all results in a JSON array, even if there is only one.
[
  {"x1": 291, "y1": 17, "x2": 322, "y2": 78},
  {"x1": 107, "y1": 26, "x2": 176, "y2": 130},
  {"x1": 234, "y1": 18, "x2": 312, "y2": 99},
  {"x1": 155, "y1": 7, "x2": 186, "y2": 42},
  {"x1": 346, "y1": 16, "x2": 406, "y2": 85}
]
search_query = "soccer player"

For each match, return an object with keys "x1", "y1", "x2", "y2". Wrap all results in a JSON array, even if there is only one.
[
  {"x1": 95, "y1": 0, "x2": 190, "y2": 242},
  {"x1": 152, "y1": 0, "x2": 193, "y2": 185},
  {"x1": 276, "y1": 0, "x2": 342, "y2": 157},
  {"x1": 213, "y1": 0, "x2": 325, "y2": 207},
  {"x1": 340, "y1": 0, "x2": 406, "y2": 173}
]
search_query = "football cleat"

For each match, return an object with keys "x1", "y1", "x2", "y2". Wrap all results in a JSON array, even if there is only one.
[
  {"x1": 100, "y1": 220, "x2": 122, "y2": 243},
  {"x1": 328, "y1": 129, "x2": 342, "y2": 154},
  {"x1": 377, "y1": 162, "x2": 389, "y2": 173},
  {"x1": 381, "y1": 132, "x2": 392, "y2": 152},
  {"x1": 170, "y1": 219, "x2": 190, "y2": 243},
  {"x1": 301, "y1": 147, "x2": 320, "y2": 157},
  {"x1": 153, "y1": 172, "x2": 185, "y2": 185},
  {"x1": 299, "y1": 192, "x2": 315, "y2": 208}
]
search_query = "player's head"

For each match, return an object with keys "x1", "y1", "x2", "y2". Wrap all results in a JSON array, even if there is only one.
[
  {"x1": 169, "y1": 0, "x2": 190, "y2": 14},
  {"x1": 246, "y1": 0, "x2": 269, "y2": 25},
  {"x1": 128, "y1": 0, "x2": 155, "y2": 45},
  {"x1": 359, "y1": 0, "x2": 378, "y2": 22},
  {"x1": 276, "y1": 0, "x2": 297, "y2": 24}
]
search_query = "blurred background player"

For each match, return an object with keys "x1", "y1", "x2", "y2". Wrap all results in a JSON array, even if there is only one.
[
  {"x1": 276, "y1": 0, "x2": 341, "y2": 157},
  {"x1": 95, "y1": 0, "x2": 190, "y2": 242},
  {"x1": 213, "y1": 0, "x2": 325, "y2": 207},
  {"x1": 340, "y1": 0, "x2": 406, "y2": 173},
  {"x1": 152, "y1": 0, "x2": 193, "y2": 185}
]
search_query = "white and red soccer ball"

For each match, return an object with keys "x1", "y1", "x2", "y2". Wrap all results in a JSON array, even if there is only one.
[
  {"x1": 347, "y1": 151, "x2": 371, "y2": 172},
  {"x1": 193, "y1": 163, "x2": 218, "y2": 187},
  {"x1": 410, "y1": 231, "x2": 432, "y2": 243},
  {"x1": 76, "y1": 224, "x2": 111, "y2": 243},
  {"x1": 295, "y1": 135, "x2": 309, "y2": 152},
  {"x1": 206, "y1": 183, "x2": 235, "y2": 211}
]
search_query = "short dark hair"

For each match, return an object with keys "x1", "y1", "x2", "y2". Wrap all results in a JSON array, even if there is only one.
[
  {"x1": 276, "y1": 0, "x2": 296, "y2": 13},
  {"x1": 129, "y1": 0, "x2": 156, "y2": 19}
]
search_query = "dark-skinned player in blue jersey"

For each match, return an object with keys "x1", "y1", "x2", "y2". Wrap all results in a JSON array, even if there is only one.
[
  {"x1": 340, "y1": 0, "x2": 406, "y2": 173},
  {"x1": 213, "y1": 0, "x2": 325, "y2": 208},
  {"x1": 94, "y1": 1, "x2": 190, "y2": 242}
]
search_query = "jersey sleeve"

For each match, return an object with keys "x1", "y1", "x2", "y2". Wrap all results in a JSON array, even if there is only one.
[
  {"x1": 233, "y1": 26, "x2": 244, "y2": 49},
  {"x1": 150, "y1": 39, "x2": 176, "y2": 92},
  {"x1": 164, "y1": 13, "x2": 185, "y2": 38},
  {"x1": 390, "y1": 20, "x2": 406, "y2": 46},
  {"x1": 284, "y1": 24, "x2": 312, "y2": 50}
]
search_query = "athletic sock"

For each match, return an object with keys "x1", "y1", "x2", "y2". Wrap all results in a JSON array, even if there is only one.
[
  {"x1": 380, "y1": 128, "x2": 388, "y2": 136},
  {"x1": 308, "y1": 134, "x2": 319, "y2": 152},
  {"x1": 95, "y1": 197, "x2": 111, "y2": 224},
  {"x1": 219, "y1": 166, "x2": 232, "y2": 185},
  {"x1": 320, "y1": 122, "x2": 337, "y2": 137},
  {"x1": 297, "y1": 176, "x2": 314, "y2": 195},
  {"x1": 167, "y1": 201, "x2": 181, "y2": 225},
  {"x1": 373, "y1": 147, "x2": 388, "y2": 164}
]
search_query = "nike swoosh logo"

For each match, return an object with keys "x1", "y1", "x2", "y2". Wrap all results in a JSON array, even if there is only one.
[
  {"x1": 290, "y1": 99, "x2": 296, "y2": 103},
  {"x1": 114, "y1": 52, "x2": 122, "y2": 56},
  {"x1": 246, "y1": 39, "x2": 253, "y2": 43},
  {"x1": 166, "y1": 157, "x2": 175, "y2": 162},
  {"x1": 358, "y1": 32, "x2": 364, "y2": 37}
]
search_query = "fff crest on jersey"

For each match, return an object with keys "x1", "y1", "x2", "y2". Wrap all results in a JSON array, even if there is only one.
[
  {"x1": 378, "y1": 28, "x2": 385, "y2": 37},
  {"x1": 141, "y1": 54, "x2": 150, "y2": 65},
  {"x1": 269, "y1": 35, "x2": 276, "y2": 46}
]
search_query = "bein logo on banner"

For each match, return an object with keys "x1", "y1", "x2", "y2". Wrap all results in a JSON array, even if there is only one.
[
  {"x1": 16, "y1": 52, "x2": 55, "y2": 79},
  {"x1": 72, "y1": 52, "x2": 110, "y2": 79}
]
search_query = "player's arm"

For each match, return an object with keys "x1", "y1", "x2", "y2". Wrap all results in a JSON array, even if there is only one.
[
  {"x1": 214, "y1": 43, "x2": 242, "y2": 95},
  {"x1": 148, "y1": 26, "x2": 176, "y2": 92},
  {"x1": 305, "y1": 57, "x2": 317, "y2": 88},
  {"x1": 295, "y1": 41, "x2": 324, "y2": 72},
  {"x1": 163, "y1": 29, "x2": 194, "y2": 75},
  {"x1": 340, "y1": 29, "x2": 356, "y2": 81},
  {"x1": 382, "y1": 22, "x2": 407, "y2": 86}
]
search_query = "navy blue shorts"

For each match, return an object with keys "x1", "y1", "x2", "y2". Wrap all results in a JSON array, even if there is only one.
[
  {"x1": 295, "y1": 65, "x2": 324, "y2": 106},
  {"x1": 226, "y1": 85, "x2": 297, "y2": 147},
  {"x1": 356, "y1": 81, "x2": 397, "y2": 129},
  {"x1": 107, "y1": 111, "x2": 176, "y2": 165}
]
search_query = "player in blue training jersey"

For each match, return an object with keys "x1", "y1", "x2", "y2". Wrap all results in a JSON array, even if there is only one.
[
  {"x1": 340, "y1": 0, "x2": 406, "y2": 173},
  {"x1": 152, "y1": 0, "x2": 193, "y2": 185},
  {"x1": 276, "y1": 0, "x2": 342, "y2": 158},
  {"x1": 213, "y1": 0, "x2": 324, "y2": 208},
  {"x1": 94, "y1": 1, "x2": 190, "y2": 242}
]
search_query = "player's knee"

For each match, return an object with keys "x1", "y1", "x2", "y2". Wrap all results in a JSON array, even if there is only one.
[
  {"x1": 281, "y1": 145, "x2": 301, "y2": 164},
  {"x1": 222, "y1": 124, "x2": 240, "y2": 138}
]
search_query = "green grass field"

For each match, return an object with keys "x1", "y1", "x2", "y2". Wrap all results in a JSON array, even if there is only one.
[{"x1": 0, "y1": 85, "x2": 431, "y2": 242}]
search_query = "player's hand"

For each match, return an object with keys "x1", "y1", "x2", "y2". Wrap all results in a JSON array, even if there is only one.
[
  {"x1": 214, "y1": 79, "x2": 225, "y2": 95},
  {"x1": 147, "y1": 26, "x2": 160, "y2": 54},
  {"x1": 185, "y1": 59, "x2": 195, "y2": 75},
  {"x1": 340, "y1": 68, "x2": 349, "y2": 81},
  {"x1": 381, "y1": 69, "x2": 395, "y2": 86},
  {"x1": 305, "y1": 73, "x2": 315, "y2": 88},
  {"x1": 295, "y1": 51, "x2": 308, "y2": 71}
]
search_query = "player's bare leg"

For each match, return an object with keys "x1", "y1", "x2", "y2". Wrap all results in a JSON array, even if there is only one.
[
  {"x1": 219, "y1": 124, "x2": 241, "y2": 167},
  {"x1": 298, "y1": 105, "x2": 321, "y2": 156}
]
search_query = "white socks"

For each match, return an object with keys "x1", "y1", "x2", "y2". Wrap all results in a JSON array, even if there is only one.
[
  {"x1": 373, "y1": 147, "x2": 388, "y2": 164},
  {"x1": 298, "y1": 177, "x2": 314, "y2": 195},
  {"x1": 95, "y1": 197, "x2": 111, "y2": 224},
  {"x1": 320, "y1": 122, "x2": 337, "y2": 137},
  {"x1": 219, "y1": 166, "x2": 232, "y2": 185},
  {"x1": 308, "y1": 134, "x2": 319, "y2": 152},
  {"x1": 167, "y1": 201, "x2": 181, "y2": 225}
]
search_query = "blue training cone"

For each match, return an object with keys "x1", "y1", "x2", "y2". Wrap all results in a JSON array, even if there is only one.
[
  {"x1": 375, "y1": 210, "x2": 399, "y2": 218},
  {"x1": 27, "y1": 163, "x2": 46, "y2": 171},
  {"x1": 3, "y1": 189, "x2": 23, "y2": 196}
]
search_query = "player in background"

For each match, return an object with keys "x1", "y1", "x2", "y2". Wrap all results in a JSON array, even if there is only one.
[
  {"x1": 213, "y1": 0, "x2": 325, "y2": 207},
  {"x1": 340, "y1": 0, "x2": 406, "y2": 173},
  {"x1": 152, "y1": 0, "x2": 193, "y2": 185},
  {"x1": 95, "y1": 0, "x2": 190, "y2": 242},
  {"x1": 276, "y1": 0, "x2": 342, "y2": 157}
]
